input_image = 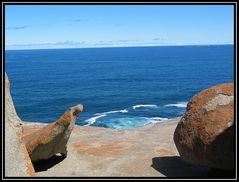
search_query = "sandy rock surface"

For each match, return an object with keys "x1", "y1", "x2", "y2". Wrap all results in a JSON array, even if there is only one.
[{"x1": 22, "y1": 118, "x2": 217, "y2": 177}]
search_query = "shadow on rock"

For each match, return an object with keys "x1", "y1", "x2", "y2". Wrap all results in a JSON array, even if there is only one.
[
  {"x1": 151, "y1": 156, "x2": 235, "y2": 178},
  {"x1": 33, "y1": 154, "x2": 66, "y2": 172},
  {"x1": 151, "y1": 156, "x2": 210, "y2": 177},
  {"x1": 207, "y1": 168, "x2": 236, "y2": 178}
]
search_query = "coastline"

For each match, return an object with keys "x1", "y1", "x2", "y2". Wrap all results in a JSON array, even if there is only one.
[
  {"x1": 21, "y1": 116, "x2": 212, "y2": 177},
  {"x1": 21, "y1": 116, "x2": 182, "y2": 130}
]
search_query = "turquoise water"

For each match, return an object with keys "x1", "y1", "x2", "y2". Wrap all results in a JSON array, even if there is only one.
[{"x1": 5, "y1": 45, "x2": 234, "y2": 130}]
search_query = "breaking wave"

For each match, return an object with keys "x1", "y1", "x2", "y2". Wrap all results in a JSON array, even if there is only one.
[
  {"x1": 85, "y1": 109, "x2": 128, "y2": 125},
  {"x1": 143, "y1": 117, "x2": 169, "y2": 124},
  {"x1": 164, "y1": 102, "x2": 188, "y2": 108},
  {"x1": 132, "y1": 104, "x2": 158, "y2": 110}
]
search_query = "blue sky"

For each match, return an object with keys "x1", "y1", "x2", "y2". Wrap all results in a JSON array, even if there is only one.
[{"x1": 5, "y1": 5, "x2": 234, "y2": 50}]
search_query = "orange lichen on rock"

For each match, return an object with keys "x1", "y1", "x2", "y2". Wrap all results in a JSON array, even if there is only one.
[
  {"x1": 16, "y1": 131, "x2": 36, "y2": 176},
  {"x1": 22, "y1": 127, "x2": 42, "y2": 138},
  {"x1": 76, "y1": 126, "x2": 91, "y2": 133},
  {"x1": 157, "y1": 149, "x2": 177, "y2": 157},
  {"x1": 74, "y1": 140, "x2": 131, "y2": 157},
  {"x1": 5, "y1": 72, "x2": 36, "y2": 177},
  {"x1": 174, "y1": 83, "x2": 234, "y2": 170},
  {"x1": 57, "y1": 111, "x2": 74, "y2": 126},
  {"x1": 23, "y1": 104, "x2": 83, "y2": 162}
]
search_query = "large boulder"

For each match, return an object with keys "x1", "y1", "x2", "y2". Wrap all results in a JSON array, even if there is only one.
[
  {"x1": 24, "y1": 104, "x2": 83, "y2": 163},
  {"x1": 5, "y1": 72, "x2": 36, "y2": 176},
  {"x1": 174, "y1": 83, "x2": 234, "y2": 170}
]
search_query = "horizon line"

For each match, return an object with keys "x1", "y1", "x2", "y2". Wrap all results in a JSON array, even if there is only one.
[{"x1": 5, "y1": 43, "x2": 234, "y2": 51}]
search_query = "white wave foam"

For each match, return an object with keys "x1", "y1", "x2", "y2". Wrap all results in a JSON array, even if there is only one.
[
  {"x1": 164, "y1": 102, "x2": 188, "y2": 108},
  {"x1": 85, "y1": 113, "x2": 107, "y2": 125},
  {"x1": 146, "y1": 117, "x2": 169, "y2": 124},
  {"x1": 97, "y1": 109, "x2": 128, "y2": 115},
  {"x1": 132, "y1": 104, "x2": 158, "y2": 110},
  {"x1": 85, "y1": 109, "x2": 129, "y2": 125}
]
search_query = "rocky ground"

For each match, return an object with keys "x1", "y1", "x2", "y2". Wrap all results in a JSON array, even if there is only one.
[{"x1": 21, "y1": 117, "x2": 228, "y2": 178}]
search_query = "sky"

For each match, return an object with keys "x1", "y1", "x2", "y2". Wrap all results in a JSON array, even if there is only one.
[{"x1": 5, "y1": 5, "x2": 234, "y2": 50}]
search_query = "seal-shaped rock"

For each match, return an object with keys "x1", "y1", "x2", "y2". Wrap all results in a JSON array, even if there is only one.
[
  {"x1": 174, "y1": 83, "x2": 234, "y2": 170},
  {"x1": 24, "y1": 104, "x2": 83, "y2": 163}
]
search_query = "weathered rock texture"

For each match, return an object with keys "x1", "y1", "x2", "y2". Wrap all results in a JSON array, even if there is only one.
[
  {"x1": 21, "y1": 118, "x2": 217, "y2": 177},
  {"x1": 174, "y1": 83, "x2": 234, "y2": 170},
  {"x1": 24, "y1": 104, "x2": 83, "y2": 163},
  {"x1": 5, "y1": 72, "x2": 36, "y2": 177}
]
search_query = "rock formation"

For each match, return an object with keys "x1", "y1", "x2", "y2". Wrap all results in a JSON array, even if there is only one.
[
  {"x1": 23, "y1": 117, "x2": 214, "y2": 177},
  {"x1": 5, "y1": 72, "x2": 36, "y2": 176},
  {"x1": 24, "y1": 104, "x2": 83, "y2": 163},
  {"x1": 174, "y1": 83, "x2": 234, "y2": 170}
]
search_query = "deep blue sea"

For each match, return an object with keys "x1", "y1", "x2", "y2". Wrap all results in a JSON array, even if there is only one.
[{"x1": 5, "y1": 45, "x2": 234, "y2": 130}]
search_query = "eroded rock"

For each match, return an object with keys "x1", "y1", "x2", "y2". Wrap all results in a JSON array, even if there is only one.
[
  {"x1": 174, "y1": 83, "x2": 234, "y2": 170},
  {"x1": 24, "y1": 104, "x2": 83, "y2": 163},
  {"x1": 5, "y1": 72, "x2": 36, "y2": 177}
]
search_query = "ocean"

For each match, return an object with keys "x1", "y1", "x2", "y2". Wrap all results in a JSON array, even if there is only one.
[{"x1": 5, "y1": 45, "x2": 234, "y2": 130}]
